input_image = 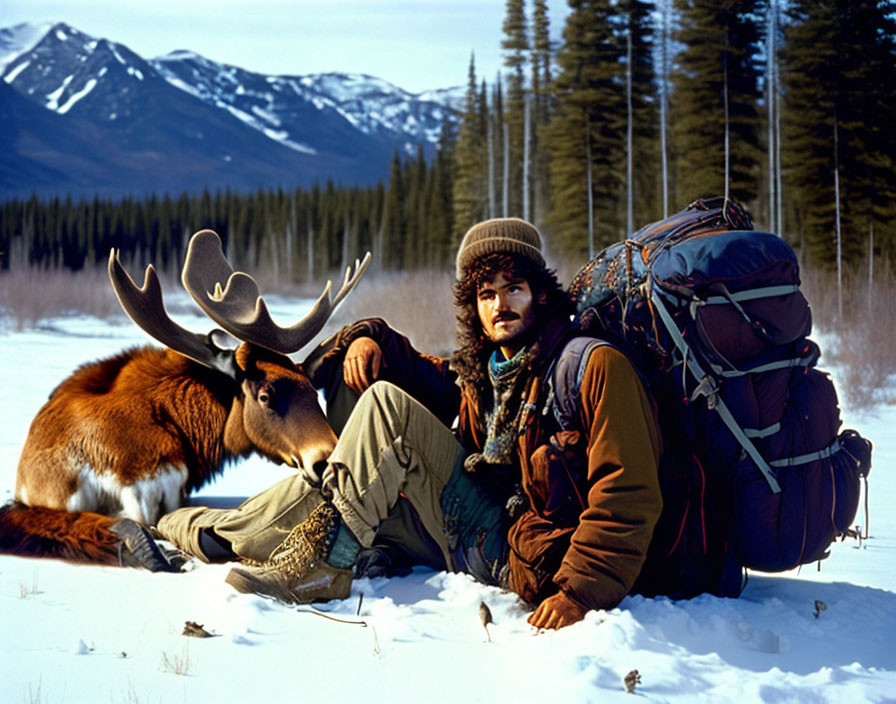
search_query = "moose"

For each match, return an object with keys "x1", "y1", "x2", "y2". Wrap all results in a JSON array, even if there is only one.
[{"x1": 0, "y1": 229, "x2": 369, "y2": 571}]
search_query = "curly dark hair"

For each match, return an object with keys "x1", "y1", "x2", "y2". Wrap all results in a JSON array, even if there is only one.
[{"x1": 450, "y1": 252, "x2": 574, "y2": 389}]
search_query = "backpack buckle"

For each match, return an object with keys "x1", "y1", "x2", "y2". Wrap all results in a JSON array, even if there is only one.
[
  {"x1": 689, "y1": 297, "x2": 705, "y2": 319},
  {"x1": 690, "y1": 375, "x2": 719, "y2": 409}
]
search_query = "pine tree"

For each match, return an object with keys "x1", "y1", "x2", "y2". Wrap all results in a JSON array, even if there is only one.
[
  {"x1": 453, "y1": 55, "x2": 487, "y2": 241},
  {"x1": 764, "y1": 0, "x2": 783, "y2": 234},
  {"x1": 544, "y1": 0, "x2": 626, "y2": 258},
  {"x1": 405, "y1": 145, "x2": 428, "y2": 268},
  {"x1": 382, "y1": 151, "x2": 407, "y2": 270},
  {"x1": 319, "y1": 180, "x2": 338, "y2": 272},
  {"x1": 502, "y1": 0, "x2": 530, "y2": 217},
  {"x1": 430, "y1": 119, "x2": 456, "y2": 260},
  {"x1": 615, "y1": 0, "x2": 660, "y2": 232},
  {"x1": 531, "y1": 0, "x2": 553, "y2": 123},
  {"x1": 655, "y1": 0, "x2": 675, "y2": 216},
  {"x1": 531, "y1": 0, "x2": 553, "y2": 224},
  {"x1": 781, "y1": 0, "x2": 896, "y2": 269},
  {"x1": 492, "y1": 77, "x2": 506, "y2": 217},
  {"x1": 669, "y1": 0, "x2": 764, "y2": 208}
]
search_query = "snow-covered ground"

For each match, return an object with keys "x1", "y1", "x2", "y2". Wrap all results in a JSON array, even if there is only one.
[{"x1": 0, "y1": 307, "x2": 892, "y2": 704}]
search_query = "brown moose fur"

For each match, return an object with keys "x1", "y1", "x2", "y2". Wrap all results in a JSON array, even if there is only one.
[
  {"x1": 0, "y1": 502, "x2": 123, "y2": 566},
  {"x1": 3, "y1": 342, "x2": 336, "y2": 568}
]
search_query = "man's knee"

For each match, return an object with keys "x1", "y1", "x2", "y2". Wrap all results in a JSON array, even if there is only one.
[
  {"x1": 332, "y1": 381, "x2": 409, "y2": 460},
  {"x1": 353, "y1": 380, "x2": 412, "y2": 415},
  {"x1": 363, "y1": 380, "x2": 405, "y2": 402}
]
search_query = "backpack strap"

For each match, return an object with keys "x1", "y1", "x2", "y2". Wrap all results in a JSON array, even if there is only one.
[
  {"x1": 688, "y1": 283, "x2": 800, "y2": 349},
  {"x1": 548, "y1": 336, "x2": 611, "y2": 433},
  {"x1": 647, "y1": 279, "x2": 783, "y2": 494}
]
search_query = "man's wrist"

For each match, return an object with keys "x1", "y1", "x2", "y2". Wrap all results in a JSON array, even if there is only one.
[{"x1": 337, "y1": 318, "x2": 384, "y2": 349}]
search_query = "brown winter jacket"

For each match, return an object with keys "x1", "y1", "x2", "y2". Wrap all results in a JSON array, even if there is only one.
[{"x1": 311, "y1": 316, "x2": 662, "y2": 613}]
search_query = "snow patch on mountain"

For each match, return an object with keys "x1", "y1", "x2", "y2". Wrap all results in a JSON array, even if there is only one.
[
  {"x1": 45, "y1": 74, "x2": 75, "y2": 110},
  {"x1": 0, "y1": 20, "x2": 461, "y2": 194},
  {"x1": 3, "y1": 58, "x2": 30, "y2": 84},
  {"x1": 0, "y1": 22, "x2": 162, "y2": 119},
  {"x1": 3, "y1": 22, "x2": 461, "y2": 158},
  {"x1": 294, "y1": 71, "x2": 461, "y2": 148},
  {"x1": 150, "y1": 50, "x2": 461, "y2": 153},
  {"x1": 58, "y1": 77, "x2": 97, "y2": 113},
  {"x1": 0, "y1": 21, "x2": 52, "y2": 71}
]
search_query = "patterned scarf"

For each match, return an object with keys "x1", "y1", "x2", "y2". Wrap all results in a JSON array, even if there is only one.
[{"x1": 477, "y1": 346, "x2": 531, "y2": 465}]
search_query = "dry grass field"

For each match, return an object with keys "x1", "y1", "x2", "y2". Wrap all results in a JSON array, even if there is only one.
[{"x1": 0, "y1": 260, "x2": 892, "y2": 410}]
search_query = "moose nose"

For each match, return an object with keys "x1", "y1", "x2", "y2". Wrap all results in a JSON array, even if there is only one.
[
  {"x1": 299, "y1": 445, "x2": 332, "y2": 472},
  {"x1": 312, "y1": 461, "x2": 328, "y2": 480}
]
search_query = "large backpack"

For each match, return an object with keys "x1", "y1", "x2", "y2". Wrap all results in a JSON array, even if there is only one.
[{"x1": 561, "y1": 197, "x2": 872, "y2": 599}]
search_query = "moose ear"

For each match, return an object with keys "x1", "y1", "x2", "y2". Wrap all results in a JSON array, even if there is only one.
[
  {"x1": 209, "y1": 328, "x2": 239, "y2": 350},
  {"x1": 234, "y1": 342, "x2": 253, "y2": 372},
  {"x1": 234, "y1": 341, "x2": 297, "y2": 374}
]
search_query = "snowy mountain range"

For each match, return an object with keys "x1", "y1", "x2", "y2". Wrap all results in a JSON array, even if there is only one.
[{"x1": 0, "y1": 22, "x2": 462, "y2": 198}]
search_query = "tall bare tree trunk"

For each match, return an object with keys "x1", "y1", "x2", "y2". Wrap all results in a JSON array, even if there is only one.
[
  {"x1": 659, "y1": 0, "x2": 671, "y2": 217},
  {"x1": 868, "y1": 221, "x2": 874, "y2": 314},
  {"x1": 342, "y1": 214, "x2": 350, "y2": 274},
  {"x1": 503, "y1": 122, "x2": 510, "y2": 217},
  {"x1": 284, "y1": 222, "x2": 293, "y2": 283},
  {"x1": 767, "y1": 0, "x2": 777, "y2": 232},
  {"x1": 306, "y1": 214, "x2": 314, "y2": 284},
  {"x1": 775, "y1": 54, "x2": 783, "y2": 234},
  {"x1": 269, "y1": 224, "x2": 279, "y2": 286},
  {"x1": 375, "y1": 226, "x2": 382, "y2": 273},
  {"x1": 488, "y1": 114, "x2": 496, "y2": 218},
  {"x1": 723, "y1": 38, "x2": 730, "y2": 203},
  {"x1": 626, "y1": 29, "x2": 633, "y2": 235},
  {"x1": 523, "y1": 94, "x2": 531, "y2": 222},
  {"x1": 834, "y1": 113, "x2": 843, "y2": 320},
  {"x1": 587, "y1": 122, "x2": 594, "y2": 259},
  {"x1": 286, "y1": 198, "x2": 295, "y2": 282}
]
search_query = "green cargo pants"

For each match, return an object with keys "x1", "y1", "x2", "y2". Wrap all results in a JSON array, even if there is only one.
[{"x1": 157, "y1": 381, "x2": 466, "y2": 570}]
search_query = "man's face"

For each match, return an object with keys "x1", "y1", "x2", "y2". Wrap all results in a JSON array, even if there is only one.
[{"x1": 477, "y1": 272, "x2": 538, "y2": 356}]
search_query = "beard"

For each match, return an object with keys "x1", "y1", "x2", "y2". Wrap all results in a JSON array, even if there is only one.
[{"x1": 486, "y1": 311, "x2": 538, "y2": 351}]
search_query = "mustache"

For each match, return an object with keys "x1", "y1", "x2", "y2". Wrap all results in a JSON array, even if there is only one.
[{"x1": 492, "y1": 312, "x2": 520, "y2": 324}]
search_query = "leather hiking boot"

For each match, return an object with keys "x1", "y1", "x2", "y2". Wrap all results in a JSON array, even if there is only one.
[
  {"x1": 223, "y1": 501, "x2": 351, "y2": 604},
  {"x1": 110, "y1": 518, "x2": 178, "y2": 572},
  {"x1": 225, "y1": 561, "x2": 352, "y2": 604}
]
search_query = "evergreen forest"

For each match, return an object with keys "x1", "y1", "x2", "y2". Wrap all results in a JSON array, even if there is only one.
[{"x1": 2, "y1": 0, "x2": 894, "y2": 282}]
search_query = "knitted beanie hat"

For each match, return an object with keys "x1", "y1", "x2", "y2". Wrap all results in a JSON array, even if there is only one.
[{"x1": 455, "y1": 218, "x2": 545, "y2": 279}]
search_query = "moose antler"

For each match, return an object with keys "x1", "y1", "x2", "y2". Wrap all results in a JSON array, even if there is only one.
[
  {"x1": 181, "y1": 229, "x2": 371, "y2": 355},
  {"x1": 108, "y1": 249, "x2": 235, "y2": 375}
]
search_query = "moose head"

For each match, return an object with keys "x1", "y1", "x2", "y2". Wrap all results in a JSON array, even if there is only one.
[{"x1": 108, "y1": 229, "x2": 371, "y2": 480}]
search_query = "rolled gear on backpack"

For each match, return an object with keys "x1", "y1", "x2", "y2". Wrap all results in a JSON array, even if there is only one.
[{"x1": 569, "y1": 197, "x2": 872, "y2": 597}]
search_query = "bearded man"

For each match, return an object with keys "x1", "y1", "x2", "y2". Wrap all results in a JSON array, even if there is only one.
[{"x1": 157, "y1": 218, "x2": 662, "y2": 629}]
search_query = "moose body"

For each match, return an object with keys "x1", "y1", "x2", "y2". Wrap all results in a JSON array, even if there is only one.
[
  {"x1": 0, "y1": 230, "x2": 368, "y2": 570},
  {"x1": 16, "y1": 347, "x2": 214, "y2": 525},
  {"x1": 16, "y1": 345, "x2": 327, "y2": 525}
]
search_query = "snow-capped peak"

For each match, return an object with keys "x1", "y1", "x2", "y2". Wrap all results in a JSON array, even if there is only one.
[
  {"x1": 0, "y1": 20, "x2": 462, "y2": 196},
  {"x1": 0, "y1": 21, "x2": 54, "y2": 71},
  {"x1": 149, "y1": 50, "x2": 460, "y2": 154},
  {"x1": 1, "y1": 22, "x2": 159, "y2": 119}
]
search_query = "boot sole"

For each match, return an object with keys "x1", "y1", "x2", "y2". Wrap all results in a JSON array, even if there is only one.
[{"x1": 225, "y1": 564, "x2": 352, "y2": 605}]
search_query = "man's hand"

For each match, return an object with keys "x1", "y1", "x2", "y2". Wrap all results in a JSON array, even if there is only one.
[
  {"x1": 343, "y1": 337, "x2": 383, "y2": 394},
  {"x1": 528, "y1": 591, "x2": 587, "y2": 630}
]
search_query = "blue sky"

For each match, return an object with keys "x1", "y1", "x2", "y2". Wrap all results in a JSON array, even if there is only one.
[{"x1": 0, "y1": 0, "x2": 570, "y2": 93}]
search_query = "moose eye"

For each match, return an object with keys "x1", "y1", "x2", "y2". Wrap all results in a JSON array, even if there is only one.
[{"x1": 257, "y1": 384, "x2": 274, "y2": 407}]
